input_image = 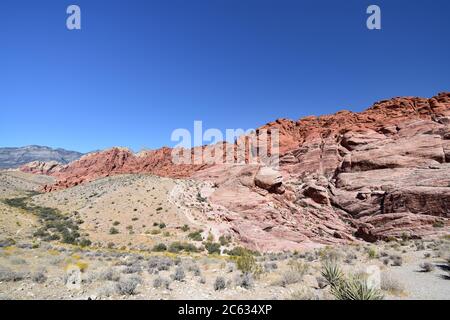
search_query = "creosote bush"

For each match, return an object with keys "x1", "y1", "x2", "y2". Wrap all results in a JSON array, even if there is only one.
[
  {"x1": 214, "y1": 277, "x2": 226, "y2": 291},
  {"x1": 172, "y1": 266, "x2": 185, "y2": 281},
  {"x1": 116, "y1": 277, "x2": 140, "y2": 295}
]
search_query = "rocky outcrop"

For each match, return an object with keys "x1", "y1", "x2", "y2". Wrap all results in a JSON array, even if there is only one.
[
  {"x1": 19, "y1": 161, "x2": 65, "y2": 175},
  {"x1": 254, "y1": 167, "x2": 285, "y2": 194},
  {"x1": 23, "y1": 92, "x2": 450, "y2": 250}
]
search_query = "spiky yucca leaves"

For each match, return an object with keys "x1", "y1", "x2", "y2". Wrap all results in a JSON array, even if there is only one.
[
  {"x1": 321, "y1": 262, "x2": 384, "y2": 300},
  {"x1": 331, "y1": 276, "x2": 384, "y2": 300},
  {"x1": 321, "y1": 262, "x2": 344, "y2": 287}
]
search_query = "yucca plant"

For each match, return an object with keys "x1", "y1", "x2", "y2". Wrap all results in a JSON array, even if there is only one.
[
  {"x1": 331, "y1": 276, "x2": 384, "y2": 300},
  {"x1": 322, "y1": 262, "x2": 384, "y2": 300},
  {"x1": 321, "y1": 262, "x2": 344, "y2": 287}
]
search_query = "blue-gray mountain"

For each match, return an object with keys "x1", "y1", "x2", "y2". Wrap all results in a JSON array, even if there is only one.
[{"x1": 0, "y1": 145, "x2": 82, "y2": 169}]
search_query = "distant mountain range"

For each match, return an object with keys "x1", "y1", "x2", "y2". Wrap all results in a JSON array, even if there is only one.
[{"x1": 0, "y1": 145, "x2": 83, "y2": 169}]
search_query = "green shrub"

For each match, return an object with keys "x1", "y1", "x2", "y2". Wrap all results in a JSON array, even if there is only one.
[
  {"x1": 152, "y1": 243, "x2": 167, "y2": 252},
  {"x1": 188, "y1": 231, "x2": 203, "y2": 241},
  {"x1": 235, "y1": 253, "x2": 261, "y2": 275},
  {"x1": 205, "y1": 242, "x2": 221, "y2": 254},
  {"x1": 168, "y1": 242, "x2": 198, "y2": 253},
  {"x1": 224, "y1": 246, "x2": 259, "y2": 257},
  {"x1": 109, "y1": 227, "x2": 119, "y2": 235},
  {"x1": 219, "y1": 235, "x2": 231, "y2": 246}
]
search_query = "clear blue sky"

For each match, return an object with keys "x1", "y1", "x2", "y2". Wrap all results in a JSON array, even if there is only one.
[{"x1": 1, "y1": 0, "x2": 449, "y2": 153}]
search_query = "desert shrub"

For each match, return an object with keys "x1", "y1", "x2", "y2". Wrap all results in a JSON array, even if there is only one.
[
  {"x1": 234, "y1": 272, "x2": 254, "y2": 289},
  {"x1": 321, "y1": 262, "x2": 344, "y2": 287},
  {"x1": 116, "y1": 277, "x2": 139, "y2": 295},
  {"x1": 224, "y1": 246, "x2": 259, "y2": 257},
  {"x1": 331, "y1": 276, "x2": 384, "y2": 300},
  {"x1": 109, "y1": 227, "x2": 119, "y2": 235},
  {"x1": 196, "y1": 192, "x2": 207, "y2": 202},
  {"x1": 316, "y1": 276, "x2": 328, "y2": 289},
  {"x1": 31, "y1": 271, "x2": 47, "y2": 284},
  {"x1": 344, "y1": 253, "x2": 357, "y2": 264},
  {"x1": 123, "y1": 264, "x2": 141, "y2": 274},
  {"x1": 0, "y1": 238, "x2": 16, "y2": 247},
  {"x1": 152, "y1": 243, "x2": 167, "y2": 252},
  {"x1": 390, "y1": 255, "x2": 403, "y2": 266},
  {"x1": 159, "y1": 222, "x2": 166, "y2": 229},
  {"x1": 10, "y1": 258, "x2": 27, "y2": 265},
  {"x1": 100, "y1": 268, "x2": 120, "y2": 281},
  {"x1": 288, "y1": 260, "x2": 309, "y2": 276},
  {"x1": 205, "y1": 242, "x2": 221, "y2": 255},
  {"x1": 226, "y1": 263, "x2": 235, "y2": 273},
  {"x1": 304, "y1": 251, "x2": 317, "y2": 262},
  {"x1": 79, "y1": 239, "x2": 92, "y2": 247},
  {"x1": 148, "y1": 256, "x2": 173, "y2": 272},
  {"x1": 322, "y1": 263, "x2": 383, "y2": 300},
  {"x1": 289, "y1": 287, "x2": 318, "y2": 300},
  {"x1": 186, "y1": 263, "x2": 201, "y2": 276},
  {"x1": 319, "y1": 247, "x2": 342, "y2": 263},
  {"x1": 168, "y1": 241, "x2": 198, "y2": 253},
  {"x1": 235, "y1": 253, "x2": 261, "y2": 275},
  {"x1": 219, "y1": 235, "x2": 231, "y2": 246},
  {"x1": 420, "y1": 262, "x2": 435, "y2": 272},
  {"x1": 380, "y1": 273, "x2": 405, "y2": 295},
  {"x1": 278, "y1": 271, "x2": 303, "y2": 287},
  {"x1": 0, "y1": 268, "x2": 27, "y2": 282},
  {"x1": 214, "y1": 277, "x2": 226, "y2": 291},
  {"x1": 113, "y1": 221, "x2": 120, "y2": 226},
  {"x1": 153, "y1": 276, "x2": 170, "y2": 289},
  {"x1": 366, "y1": 247, "x2": 377, "y2": 259},
  {"x1": 171, "y1": 266, "x2": 185, "y2": 281},
  {"x1": 264, "y1": 262, "x2": 278, "y2": 272},
  {"x1": 188, "y1": 231, "x2": 203, "y2": 241},
  {"x1": 433, "y1": 220, "x2": 445, "y2": 228},
  {"x1": 424, "y1": 252, "x2": 431, "y2": 258},
  {"x1": 181, "y1": 224, "x2": 190, "y2": 232}
]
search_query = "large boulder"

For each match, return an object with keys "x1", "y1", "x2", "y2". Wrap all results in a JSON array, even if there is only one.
[{"x1": 254, "y1": 167, "x2": 285, "y2": 194}]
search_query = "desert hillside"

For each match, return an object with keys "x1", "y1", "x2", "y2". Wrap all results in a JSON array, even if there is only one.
[
  {"x1": 19, "y1": 92, "x2": 450, "y2": 251},
  {"x1": 0, "y1": 156, "x2": 449, "y2": 300}
]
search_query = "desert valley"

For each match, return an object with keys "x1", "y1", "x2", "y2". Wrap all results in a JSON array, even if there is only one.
[{"x1": 1, "y1": 93, "x2": 449, "y2": 300}]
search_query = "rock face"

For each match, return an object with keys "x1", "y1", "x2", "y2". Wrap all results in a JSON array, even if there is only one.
[
  {"x1": 23, "y1": 92, "x2": 450, "y2": 251},
  {"x1": 20, "y1": 161, "x2": 65, "y2": 175},
  {"x1": 0, "y1": 145, "x2": 82, "y2": 169}
]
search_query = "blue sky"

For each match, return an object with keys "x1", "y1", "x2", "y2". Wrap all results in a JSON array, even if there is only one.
[{"x1": 1, "y1": 0, "x2": 449, "y2": 153}]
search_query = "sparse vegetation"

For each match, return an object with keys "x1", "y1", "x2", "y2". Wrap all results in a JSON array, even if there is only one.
[
  {"x1": 116, "y1": 277, "x2": 140, "y2": 295},
  {"x1": 3, "y1": 197, "x2": 86, "y2": 245},
  {"x1": 205, "y1": 242, "x2": 221, "y2": 255},
  {"x1": 188, "y1": 231, "x2": 203, "y2": 241},
  {"x1": 152, "y1": 243, "x2": 167, "y2": 252},
  {"x1": 109, "y1": 227, "x2": 119, "y2": 235},
  {"x1": 214, "y1": 277, "x2": 226, "y2": 291},
  {"x1": 420, "y1": 262, "x2": 435, "y2": 272}
]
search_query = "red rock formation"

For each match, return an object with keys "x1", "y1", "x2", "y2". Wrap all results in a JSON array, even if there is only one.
[{"x1": 23, "y1": 92, "x2": 450, "y2": 249}]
